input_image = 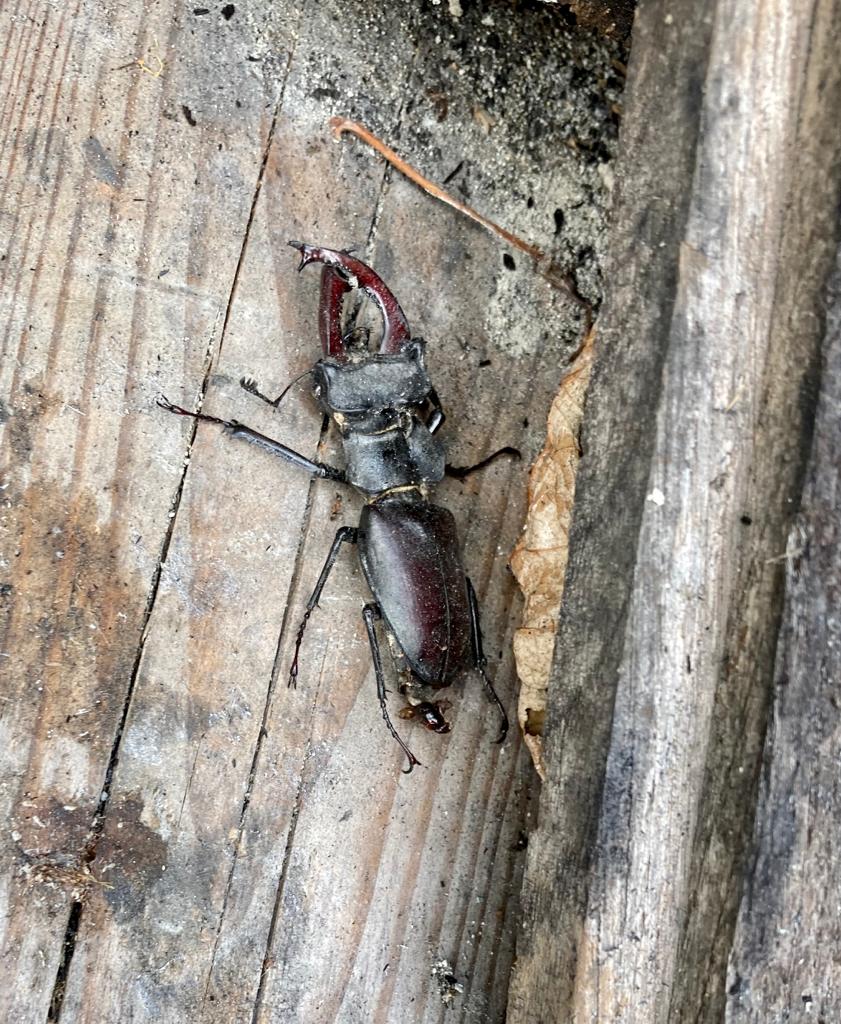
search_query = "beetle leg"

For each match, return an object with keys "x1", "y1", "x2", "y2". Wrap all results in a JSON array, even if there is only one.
[
  {"x1": 363, "y1": 603, "x2": 422, "y2": 773},
  {"x1": 466, "y1": 578, "x2": 509, "y2": 744},
  {"x1": 240, "y1": 368, "x2": 314, "y2": 411},
  {"x1": 445, "y1": 446, "x2": 521, "y2": 480},
  {"x1": 158, "y1": 397, "x2": 345, "y2": 482},
  {"x1": 288, "y1": 527, "x2": 357, "y2": 688},
  {"x1": 239, "y1": 376, "x2": 278, "y2": 407}
]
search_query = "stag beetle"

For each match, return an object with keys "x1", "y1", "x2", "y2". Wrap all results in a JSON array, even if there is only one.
[{"x1": 160, "y1": 242, "x2": 513, "y2": 772}]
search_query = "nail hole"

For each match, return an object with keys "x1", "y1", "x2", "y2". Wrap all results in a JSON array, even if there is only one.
[{"x1": 502, "y1": 253, "x2": 516, "y2": 271}]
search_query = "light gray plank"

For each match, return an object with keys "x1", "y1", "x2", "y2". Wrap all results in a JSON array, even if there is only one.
[{"x1": 0, "y1": 2, "x2": 284, "y2": 1020}]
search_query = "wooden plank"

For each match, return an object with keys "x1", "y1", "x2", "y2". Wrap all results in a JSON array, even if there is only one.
[
  {"x1": 724, "y1": 251, "x2": 841, "y2": 1020},
  {"x1": 48, "y1": 6, "x2": 623, "y2": 1024},
  {"x1": 0, "y1": 2, "x2": 291, "y2": 1021},
  {"x1": 508, "y1": 0, "x2": 841, "y2": 1021},
  {"x1": 2, "y1": 1, "x2": 625, "y2": 1021}
]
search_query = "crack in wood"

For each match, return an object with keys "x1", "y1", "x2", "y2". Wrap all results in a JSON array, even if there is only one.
[
  {"x1": 249, "y1": 759, "x2": 306, "y2": 1024},
  {"x1": 45, "y1": 901, "x2": 82, "y2": 1023}
]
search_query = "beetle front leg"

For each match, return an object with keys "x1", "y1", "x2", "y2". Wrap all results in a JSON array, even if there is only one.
[
  {"x1": 158, "y1": 397, "x2": 345, "y2": 482},
  {"x1": 362, "y1": 603, "x2": 422, "y2": 774},
  {"x1": 288, "y1": 527, "x2": 357, "y2": 688},
  {"x1": 239, "y1": 376, "x2": 279, "y2": 407},
  {"x1": 467, "y1": 578, "x2": 509, "y2": 744}
]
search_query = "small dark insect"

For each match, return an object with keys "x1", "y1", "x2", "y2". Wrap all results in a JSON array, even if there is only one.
[{"x1": 159, "y1": 242, "x2": 516, "y2": 772}]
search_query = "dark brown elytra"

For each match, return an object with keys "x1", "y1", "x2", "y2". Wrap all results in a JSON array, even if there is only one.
[{"x1": 159, "y1": 242, "x2": 514, "y2": 772}]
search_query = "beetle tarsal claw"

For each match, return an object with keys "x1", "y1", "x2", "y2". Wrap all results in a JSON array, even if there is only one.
[
  {"x1": 402, "y1": 754, "x2": 423, "y2": 774},
  {"x1": 157, "y1": 395, "x2": 182, "y2": 414}
]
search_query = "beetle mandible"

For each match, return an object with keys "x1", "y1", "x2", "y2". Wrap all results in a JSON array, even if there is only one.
[{"x1": 160, "y1": 242, "x2": 512, "y2": 772}]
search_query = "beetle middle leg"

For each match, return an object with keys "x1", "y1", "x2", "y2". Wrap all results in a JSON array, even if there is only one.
[
  {"x1": 288, "y1": 526, "x2": 358, "y2": 688},
  {"x1": 426, "y1": 385, "x2": 518, "y2": 476},
  {"x1": 445, "y1": 447, "x2": 521, "y2": 480},
  {"x1": 362, "y1": 603, "x2": 422, "y2": 774},
  {"x1": 467, "y1": 578, "x2": 509, "y2": 744}
]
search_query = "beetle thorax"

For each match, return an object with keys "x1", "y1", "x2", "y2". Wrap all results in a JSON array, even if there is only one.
[{"x1": 311, "y1": 342, "x2": 446, "y2": 496}]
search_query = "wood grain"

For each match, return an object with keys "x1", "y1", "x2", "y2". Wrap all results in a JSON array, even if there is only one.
[
  {"x1": 724, "y1": 245, "x2": 841, "y2": 1023},
  {"x1": 1, "y1": 2, "x2": 621, "y2": 1022},
  {"x1": 508, "y1": 0, "x2": 841, "y2": 1021},
  {"x1": 0, "y1": 3, "x2": 283, "y2": 1021}
]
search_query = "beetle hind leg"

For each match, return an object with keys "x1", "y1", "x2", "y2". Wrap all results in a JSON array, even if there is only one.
[
  {"x1": 467, "y1": 578, "x2": 509, "y2": 744},
  {"x1": 288, "y1": 527, "x2": 358, "y2": 688},
  {"x1": 363, "y1": 603, "x2": 422, "y2": 773}
]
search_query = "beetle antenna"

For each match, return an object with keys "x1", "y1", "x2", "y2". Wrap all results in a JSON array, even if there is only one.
[
  {"x1": 272, "y1": 368, "x2": 313, "y2": 408},
  {"x1": 240, "y1": 368, "x2": 313, "y2": 411}
]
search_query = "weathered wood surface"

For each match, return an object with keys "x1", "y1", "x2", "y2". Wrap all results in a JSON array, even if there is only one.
[
  {"x1": 508, "y1": 0, "x2": 841, "y2": 1021},
  {"x1": 724, "y1": 243, "x2": 841, "y2": 1021},
  {"x1": 0, "y1": 3, "x2": 622, "y2": 1022},
  {"x1": 1, "y1": 2, "x2": 284, "y2": 1019}
]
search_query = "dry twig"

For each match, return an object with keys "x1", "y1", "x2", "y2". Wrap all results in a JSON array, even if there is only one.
[{"x1": 329, "y1": 116, "x2": 592, "y2": 324}]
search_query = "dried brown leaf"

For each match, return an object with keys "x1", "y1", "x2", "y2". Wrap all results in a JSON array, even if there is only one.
[{"x1": 510, "y1": 328, "x2": 595, "y2": 778}]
